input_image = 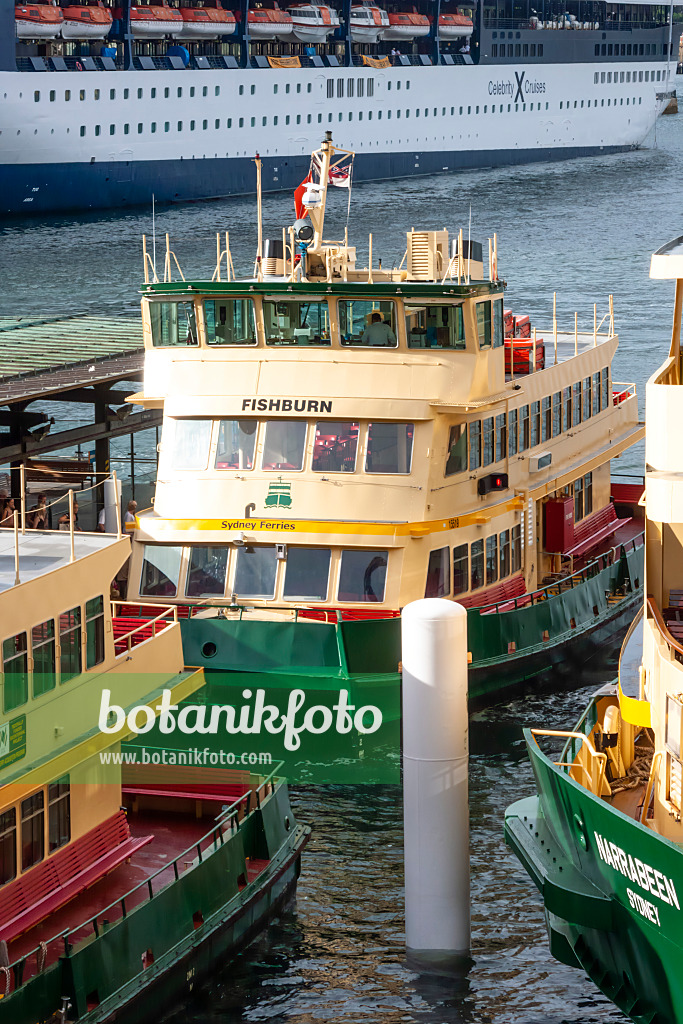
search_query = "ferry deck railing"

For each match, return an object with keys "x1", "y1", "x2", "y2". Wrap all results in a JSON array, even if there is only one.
[
  {"x1": 530, "y1": 728, "x2": 608, "y2": 795},
  {"x1": 111, "y1": 601, "x2": 179, "y2": 656}
]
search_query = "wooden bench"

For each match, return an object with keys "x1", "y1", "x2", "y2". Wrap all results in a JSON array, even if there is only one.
[
  {"x1": 564, "y1": 503, "x2": 631, "y2": 559},
  {"x1": 0, "y1": 810, "x2": 152, "y2": 943}
]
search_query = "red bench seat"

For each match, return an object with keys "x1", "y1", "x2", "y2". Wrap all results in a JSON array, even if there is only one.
[
  {"x1": 564, "y1": 502, "x2": 631, "y2": 558},
  {"x1": 459, "y1": 574, "x2": 527, "y2": 611},
  {"x1": 0, "y1": 810, "x2": 152, "y2": 943}
]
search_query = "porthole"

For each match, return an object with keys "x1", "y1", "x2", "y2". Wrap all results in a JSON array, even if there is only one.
[{"x1": 202, "y1": 641, "x2": 217, "y2": 658}]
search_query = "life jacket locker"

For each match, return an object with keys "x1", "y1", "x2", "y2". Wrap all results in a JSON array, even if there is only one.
[
  {"x1": 504, "y1": 337, "x2": 545, "y2": 374},
  {"x1": 513, "y1": 314, "x2": 531, "y2": 339}
]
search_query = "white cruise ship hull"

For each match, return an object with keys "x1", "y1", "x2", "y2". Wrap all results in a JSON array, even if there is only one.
[{"x1": 0, "y1": 61, "x2": 669, "y2": 216}]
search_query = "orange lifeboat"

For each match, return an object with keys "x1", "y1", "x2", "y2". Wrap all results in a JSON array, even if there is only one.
[
  {"x1": 382, "y1": 6, "x2": 429, "y2": 39},
  {"x1": 113, "y1": 1, "x2": 183, "y2": 37},
  {"x1": 15, "y1": 2, "x2": 64, "y2": 39},
  {"x1": 61, "y1": 1, "x2": 113, "y2": 39},
  {"x1": 177, "y1": 1, "x2": 236, "y2": 38},
  {"x1": 235, "y1": 2, "x2": 293, "y2": 40},
  {"x1": 435, "y1": 10, "x2": 472, "y2": 39}
]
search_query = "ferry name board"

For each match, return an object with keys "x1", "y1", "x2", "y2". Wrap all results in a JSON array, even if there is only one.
[{"x1": 241, "y1": 398, "x2": 333, "y2": 413}]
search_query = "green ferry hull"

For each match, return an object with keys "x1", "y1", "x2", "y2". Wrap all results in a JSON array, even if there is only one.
[{"x1": 505, "y1": 720, "x2": 683, "y2": 1024}]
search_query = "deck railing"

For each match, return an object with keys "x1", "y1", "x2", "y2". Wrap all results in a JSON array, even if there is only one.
[
  {"x1": 531, "y1": 728, "x2": 608, "y2": 795},
  {"x1": 111, "y1": 601, "x2": 178, "y2": 656}
]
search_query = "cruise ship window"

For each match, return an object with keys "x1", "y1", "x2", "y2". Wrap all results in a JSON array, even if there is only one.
[
  {"x1": 621, "y1": 71, "x2": 625, "y2": 82},
  {"x1": 124, "y1": 88, "x2": 129, "y2": 99},
  {"x1": 202, "y1": 86, "x2": 208, "y2": 96},
  {"x1": 552, "y1": 391, "x2": 561, "y2": 436},
  {"x1": 338, "y1": 549, "x2": 388, "y2": 603},
  {"x1": 367, "y1": 79, "x2": 374, "y2": 97},
  {"x1": 572, "y1": 381, "x2": 581, "y2": 425},
  {"x1": 499, "y1": 530, "x2": 511, "y2": 579},
  {"x1": 297, "y1": 115, "x2": 301, "y2": 124},
  {"x1": 263, "y1": 299, "x2": 331, "y2": 346},
  {"x1": 470, "y1": 539, "x2": 484, "y2": 590},
  {"x1": 50, "y1": 90, "x2": 55, "y2": 102},
  {"x1": 627, "y1": 45, "x2": 632, "y2": 56},
  {"x1": 239, "y1": 85, "x2": 244, "y2": 96},
  {"x1": 486, "y1": 535, "x2": 498, "y2": 586},
  {"x1": 137, "y1": 87, "x2": 143, "y2": 99},
  {"x1": 308, "y1": 114, "x2": 312, "y2": 123},
  {"x1": 109, "y1": 88, "x2": 115, "y2": 100},
  {"x1": 482, "y1": 416, "x2": 494, "y2": 466},
  {"x1": 167, "y1": 419, "x2": 212, "y2": 472},
  {"x1": 150, "y1": 88, "x2": 156, "y2": 98},
  {"x1": 21, "y1": 793, "x2": 44, "y2": 871},
  {"x1": 79, "y1": 90, "x2": 85, "y2": 101},
  {"x1": 307, "y1": 83, "x2": 312, "y2": 93},
  {"x1": 284, "y1": 547, "x2": 331, "y2": 602},
  {"x1": 607, "y1": 43, "x2": 613, "y2": 55},
  {"x1": 405, "y1": 303, "x2": 465, "y2": 349},
  {"x1": 3, "y1": 632, "x2": 28, "y2": 712},
  {"x1": 140, "y1": 545, "x2": 183, "y2": 599},
  {"x1": 240, "y1": 118, "x2": 245, "y2": 127},
  {"x1": 185, "y1": 546, "x2": 229, "y2": 598},
  {"x1": 65, "y1": 90, "x2": 71, "y2": 101},
  {"x1": 397, "y1": 81, "x2": 401, "y2": 90},
  {"x1": 365, "y1": 423, "x2": 414, "y2": 474},
  {"x1": 327, "y1": 79, "x2": 334, "y2": 98},
  {"x1": 0, "y1": 810, "x2": 16, "y2": 885},
  {"x1": 583, "y1": 376, "x2": 592, "y2": 420},
  {"x1": 32, "y1": 620, "x2": 55, "y2": 698},
  {"x1": 445, "y1": 423, "x2": 467, "y2": 475},
  {"x1": 601, "y1": 43, "x2": 606, "y2": 55},
  {"x1": 594, "y1": 72, "x2": 599, "y2": 84},
  {"x1": 228, "y1": 118, "x2": 232, "y2": 127},
  {"x1": 508, "y1": 409, "x2": 518, "y2": 456},
  {"x1": 233, "y1": 546, "x2": 278, "y2": 600},
  {"x1": 530, "y1": 401, "x2": 540, "y2": 447},
  {"x1": 80, "y1": 126, "x2": 86, "y2": 137},
  {"x1": 453, "y1": 544, "x2": 468, "y2": 596},
  {"x1": 263, "y1": 117, "x2": 267, "y2": 126},
  {"x1": 492, "y1": 43, "x2": 497, "y2": 56},
  {"x1": 406, "y1": 81, "x2": 410, "y2": 89},
  {"x1": 59, "y1": 607, "x2": 81, "y2": 685},
  {"x1": 251, "y1": 117, "x2": 255, "y2": 126},
  {"x1": 348, "y1": 79, "x2": 354, "y2": 98},
  {"x1": 215, "y1": 119, "x2": 219, "y2": 129},
  {"x1": 469, "y1": 420, "x2": 482, "y2": 469},
  {"x1": 339, "y1": 299, "x2": 397, "y2": 347},
  {"x1": 215, "y1": 420, "x2": 257, "y2": 471},
  {"x1": 495, "y1": 413, "x2": 506, "y2": 462},
  {"x1": 164, "y1": 87, "x2": 170, "y2": 98},
  {"x1": 337, "y1": 79, "x2": 344, "y2": 98},
  {"x1": 48, "y1": 779, "x2": 70, "y2": 854},
  {"x1": 85, "y1": 596, "x2": 104, "y2": 670},
  {"x1": 519, "y1": 405, "x2": 530, "y2": 450},
  {"x1": 607, "y1": 72, "x2": 612, "y2": 83},
  {"x1": 541, "y1": 396, "x2": 551, "y2": 443},
  {"x1": 507, "y1": 43, "x2": 513, "y2": 56},
  {"x1": 514, "y1": 43, "x2": 520, "y2": 56},
  {"x1": 151, "y1": 122, "x2": 156, "y2": 133},
  {"x1": 263, "y1": 421, "x2": 307, "y2": 472},
  {"x1": 190, "y1": 86, "x2": 195, "y2": 98},
  {"x1": 165, "y1": 122, "x2": 170, "y2": 132},
  {"x1": 124, "y1": 123, "x2": 129, "y2": 135},
  {"x1": 522, "y1": 43, "x2": 528, "y2": 56},
  {"x1": 425, "y1": 547, "x2": 450, "y2": 598},
  {"x1": 476, "y1": 301, "x2": 492, "y2": 348},
  {"x1": 530, "y1": 43, "x2": 536, "y2": 56},
  {"x1": 296, "y1": 84, "x2": 301, "y2": 94},
  {"x1": 215, "y1": 86, "x2": 220, "y2": 96},
  {"x1": 538, "y1": 43, "x2": 543, "y2": 56},
  {"x1": 286, "y1": 84, "x2": 290, "y2": 93},
  {"x1": 312, "y1": 421, "x2": 359, "y2": 473}
]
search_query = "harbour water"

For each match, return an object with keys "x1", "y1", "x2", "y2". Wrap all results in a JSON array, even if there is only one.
[{"x1": 3, "y1": 111, "x2": 683, "y2": 1022}]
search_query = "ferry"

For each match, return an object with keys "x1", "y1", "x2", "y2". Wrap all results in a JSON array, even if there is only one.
[
  {"x1": 504, "y1": 235, "x2": 683, "y2": 1024},
  {"x1": 0, "y1": 0, "x2": 679, "y2": 216},
  {"x1": 0, "y1": 478, "x2": 309, "y2": 1022},
  {"x1": 120, "y1": 134, "x2": 645, "y2": 714}
]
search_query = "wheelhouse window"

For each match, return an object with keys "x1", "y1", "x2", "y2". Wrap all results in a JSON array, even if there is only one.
[
  {"x1": 445, "y1": 423, "x2": 467, "y2": 476},
  {"x1": 338, "y1": 549, "x2": 388, "y2": 602},
  {"x1": 21, "y1": 792, "x2": 44, "y2": 871},
  {"x1": 149, "y1": 301, "x2": 198, "y2": 347},
  {"x1": 263, "y1": 299, "x2": 331, "y2": 345},
  {"x1": 470, "y1": 539, "x2": 484, "y2": 590},
  {"x1": 262, "y1": 420, "x2": 307, "y2": 471},
  {"x1": 48, "y1": 778, "x2": 70, "y2": 853},
  {"x1": 365, "y1": 423, "x2": 413, "y2": 474},
  {"x1": 215, "y1": 419, "x2": 257, "y2": 470},
  {"x1": 425, "y1": 547, "x2": 450, "y2": 598},
  {"x1": 186, "y1": 546, "x2": 228, "y2": 598},
  {"x1": 476, "y1": 301, "x2": 492, "y2": 349},
  {"x1": 140, "y1": 545, "x2": 183, "y2": 598},
  {"x1": 405, "y1": 303, "x2": 465, "y2": 349},
  {"x1": 339, "y1": 300, "x2": 397, "y2": 347},
  {"x1": 32, "y1": 620, "x2": 55, "y2": 698},
  {"x1": 233, "y1": 545, "x2": 277, "y2": 599},
  {"x1": 0, "y1": 809, "x2": 16, "y2": 884},
  {"x1": 85, "y1": 596, "x2": 105, "y2": 670},
  {"x1": 166, "y1": 418, "x2": 212, "y2": 472},
  {"x1": 492, "y1": 297, "x2": 504, "y2": 348},
  {"x1": 486, "y1": 535, "x2": 498, "y2": 586},
  {"x1": 453, "y1": 543, "x2": 468, "y2": 596},
  {"x1": 59, "y1": 608, "x2": 81, "y2": 683},
  {"x1": 204, "y1": 299, "x2": 256, "y2": 345},
  {"x1": 3, "y1": 632, "x2": 28, "y2": 712},
  {"x1": 312, "y1": 421, "x2": 359, "y2": 473},
  {"x1": 283, "y1": 547, "x2": 331, "y2": 601}
]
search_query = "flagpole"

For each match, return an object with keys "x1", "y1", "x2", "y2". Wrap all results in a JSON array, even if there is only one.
[{"x1": 254, "y1": 151, "x2": 263, "y2": 281}]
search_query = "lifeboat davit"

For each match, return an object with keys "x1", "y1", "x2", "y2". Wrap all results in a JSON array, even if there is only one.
[
  {"x1": 349, "y1": 1, "x2": 388, "y2": 42},
  {"x1": 236, "y1": 3, "x2": 293, "y2": 39},
  {"x1": 61, "y1": 1, "x2": 112, "y2": 39},
  {"x1": 286, "y1": 0, "x2": 339, "y2": 42},
  {"x1": 434, "y1": 10, "x2": 472, "y2": 38},
  {"x1": 113, "y1": 2, "x2": 183, "y2": 37},
  {"x1": 177, "y1": 1, "x2": 236, "y2": 38},
  {"x1": 382, "y1": 6, "x2": 429, "y2": 39},
  {"x1": 15, "y1": 3, "x2": 64, "y2": 39}
]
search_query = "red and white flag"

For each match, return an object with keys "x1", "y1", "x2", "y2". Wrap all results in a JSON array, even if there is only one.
[
  {"x1": 328, "y1": 167, "x2": 351, "y2": 188},
  {"x1": 294, "y1": 174, "x2": 312, "y2": 219}
]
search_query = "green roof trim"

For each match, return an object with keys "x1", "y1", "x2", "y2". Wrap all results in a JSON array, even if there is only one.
[{"x1": 141, "y1": 279, "x2": 504, "y2": 300}]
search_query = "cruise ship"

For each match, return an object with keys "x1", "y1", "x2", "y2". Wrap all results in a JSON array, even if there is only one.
[{"x1": 0, "y1": 0, "x2": 679, "y2": 215}]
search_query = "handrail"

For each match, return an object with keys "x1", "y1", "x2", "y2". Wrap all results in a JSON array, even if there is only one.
[
  {"x1": 4, "y1": 764, "x2": 285, "y2": 985},
  {"x1": 531, "y1": 728, "x2": 607, "y2": 794},
  {"x1": 111, "y1": 602, "x2": 178, "y2": 654},
  {"x1": 647, "y1": 595, "x2": 683, "y2": 658},
  {"x1": 640, "y1": 750, "x2": 662, "y2": 824}
]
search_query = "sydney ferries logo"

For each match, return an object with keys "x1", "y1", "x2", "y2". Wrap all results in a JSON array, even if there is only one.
[{"x1": 488, "y1": 70, "x2": 546, "y2": 101}]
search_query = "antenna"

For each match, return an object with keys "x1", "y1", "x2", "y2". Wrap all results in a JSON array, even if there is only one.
[{"x1": 467, "y1": 203, "x2": 472, "y2": 284}]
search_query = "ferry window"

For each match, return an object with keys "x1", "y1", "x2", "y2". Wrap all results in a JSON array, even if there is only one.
[
  {"x1": 572, "y1": 381, "x2": 582, "y2": 425},
  {"x1": 445, "y1": 423, "x2": 467, "y2": 476},
  {"x1": 339, "y1": 300, "x2": 397, "y2": 347},
  {"x1": 593, "y1": 372, "x2": 601, "y2": 415},
  {"x1": 338, "y1": 549, "x2": 388, "y2": 603},
  {"x1": 508, "y1": 409, "x2": 518, "y2": 457},
  {"x1": 477, "y1": 301, "x2": 492, "y2": 349},
  {"x1": 493, "y1": 298, "x2": 504, "y2": 348},
  {"x1": 583, "y1": 377, "x2": 592, "y2": 420},
  {"x1": 584, "y1": 473, "x2": 593, "y2": 517},
  {"x1": 495, "y1": 413, "x2": 506, "y2": 462},
  {"x1": 574, "y1": 476, "x2": 584, "y2": 521},
  {"x1": 337, "y1": 79, "x2": 344, "y2": 98},
  {"x1": 482, "y1": 416, "x2": 494, "y2": 467},
  {"x1": 530, "y1": 401, "x2": 540, "y2": 448},
  {"x1": 486, "y1": 535, "x2": 498, "y2": 586},
  {"x1": 511, "y1": 524, "x2": 522, "y2": 572},
  {"x1": 85, "y1": 596, "x2": 105, "y2": 670},
  {"x1": 541, "y1": 396, "x2": 551, "y2": 443},
  {"x1": 453, "y1": 544, "x2": 468, "y2": 596},
  {"x1": 499, "y1": 529, "x2": 511, "y2": 579},
  {"x1": 124, "y1": 124, "x2": 130, "y2": 135},
  {"x1": 140, "y1": 545, "x2": 183, "y2": 599},
  {"x1": 283, "y1": 547, "x2": 331, "y2": 601},
  {"x1": 519, "y1": 405, "x2": 530, "y2": 451},
  {"x1": 469, "y1": 420, "x2": 482, "y2": 470},
  {"x1": 167, "y1": 419, "x2": 212, "y2": 472},
  {"x1": 264, "y1": 299, "x2": 331, "y2": 346},
  {"x1": 601, "y1": 368, "x2": 609, "y2": 409},
  {"x1": 365, "y1": 422, "x2": 414, "y2": 474},
  {"x1": 552, "y1": 391, "x2": 561, "y2": 437},
  {"x1": 3, "y1": 633, "x2": 28, "y2": 712},
  {"x1": 32, "y1": 620, "x2": 55, "y2": 698},
  {"x1": 470, "y1": 539, "x2": 484, "y2": 590},
  {"x1": 425, "y1": 547, "x2": 450, "y2": 598},
  {"x1": 0, "y1": 810, "x2": 16, "y2": 884},
  {"x1": 312, "y1": 421, "x2": 359, "y2": 473},
  {"x1": 405, "y1": 303, "x2": 465, "y2": 349},
  {"x1": 48, "y1": 778, "x2": 70, "y2": 853},
  {"x1": 149, "y1": 301, "x2": 198, "y2": 347},
  {"x1": 205, "y1": 299, "x2": 256, "y2": 346},
  {"x1": 185, "y1": 546, "x2": 229, "y2": 598},
  {"x1": 263, "y1": 420, "x2": 307, "y2": 472},
  {"x1": 21, "y1": 793, "x2": 44, "y2": 871},
  {"x1": 563, "y1": 386, "x2": 572, "y2": 431},
  {"x1": 59, "y1": 607, "x2": 81, "y2": 684},
  {"x1": 327, "y1": 79, "x2": 334, "y2": 98},
  {"x1": 234, "y1": 545, "x2": 278, "y2": 599},
  {"x1": 215, "y1": 420, "x2": 257, "y2": 471}
]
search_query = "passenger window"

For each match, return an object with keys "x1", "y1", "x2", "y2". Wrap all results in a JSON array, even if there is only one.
[
  {"x1": 149, "y1": 300, "x2": 198, "y2": 346},
  {"x1": 519, "y1": 405, "x2": 530, "y2": 451},
  {"x1": 365, "y1": 423, "x2": 413, "y2": 474},
  {"x1": 21, "y1": 794, "x2": 44, "y2": 870},
  {"x1": 0, "y1": 809, "x2": 17, "y2": 884},
  {"x1": 425, "y1": 547, "x2": 450, "y2": 598},
  {"x1": 482, "y1": 416, "x2": 494, "y2": 466},
  {"x1": 553, "y1": 391, "x2": 562, "y2": 437},
  {"x1": 445, "y1": 423, "x2": 467, "y2": 476},
  {"x1": 215, "y1": 420, "x2": 257, "y2": 470},
  {"x1": 204, "y1": 299, "x2": 256, "y2": 345},
  {"x1": 48, "y1": 779, "x2": 70, "y2": 853},
  {"x1": 452, "y1": 544, "x2": 468, "y2": 596},
  {"x1": 339, "y1": 300, "x2": 397, "y2": 347},
  {"x1": 492, "y1": 297, "x2": 504, "y2": 348},
  {"x1": 477, "y1": 301, "x2": 492, "y2": 348},
  {"x1": 85, "y1": 596, "x2": 105, "y2": 670},
  {"x1": 32, "y1": 620, "x2": 55, "y2": 697},
  {"x1": 59, "y1": 607, "x2": 81, "y2": 684},
  {"x1": 262, "y1": 421, "x2": 307, "y2": 471},
  {"x1": 263, "y1": 299, "x2": 331, "y2": 345},
  {"x1": 508, "y1": 409, "x2": 518, "y2": 456},
  {"x1": 470, "y1": 540, "x2": 484, "y2": 590},
  {"x1": 233, "y1": 545, "x2": 277, "y2": 599},
  {"x1": 495, "y1": 413, "x2": 506, "y2": 462},
  {"x1": 486, "y1": 535, "x2": 498, "y2": 586},
  {"x1": 405, "y1": 303, "x2": 465, "y2": 349},
  {"x1": 572, "y1": 381, "x2": 582, "y2": 426},
  {"x1": 499, "y1": 530, "x2": 511, "y2": 578},
  {"x1": 166, "y1": 419, "x2": 212, "y2": 471},
  {"x1": 140, "y1": 545, "x2": 183, "y2": 598},
  {"x1": 185, "y1": 546, "x2": 229, "y2": 598},
  {"x1": 283, "y1": 547, "x2": 331, "y2": 601},
  {"x1": 3, "y1": 633, "x2": 28, "y2": 711},
  {"x1": 592, "y1": 372, "x2": 600, "y2": 415},
  {"x1": 312, "y1": 421, "x2": 359, "y2": 473},
  {"x1": 511, "y1": 525, "x2": 522, "y2": 572},
  {"x1": 469, "y1": 420, "x2": 481, "y2": 470},
  {"x1": 583, "y1": 376, "x2": 592, "y2": 420},
  {"x1": 338, "y1": 549, "x2": 388, "y2": 602}
]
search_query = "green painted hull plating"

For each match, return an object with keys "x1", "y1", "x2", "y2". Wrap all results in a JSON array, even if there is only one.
[{"x1": 505, "y1": 697, "x2": 683, "y2": 1024}]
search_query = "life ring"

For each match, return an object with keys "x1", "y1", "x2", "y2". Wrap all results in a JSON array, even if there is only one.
[{"x1": 75, "y1": 60, "x2": 83, "y2": 70}]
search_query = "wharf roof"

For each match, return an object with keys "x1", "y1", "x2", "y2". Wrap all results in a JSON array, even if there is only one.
[{"x1": 0, "y1": 529, "x2": 122, "y2": 592}]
